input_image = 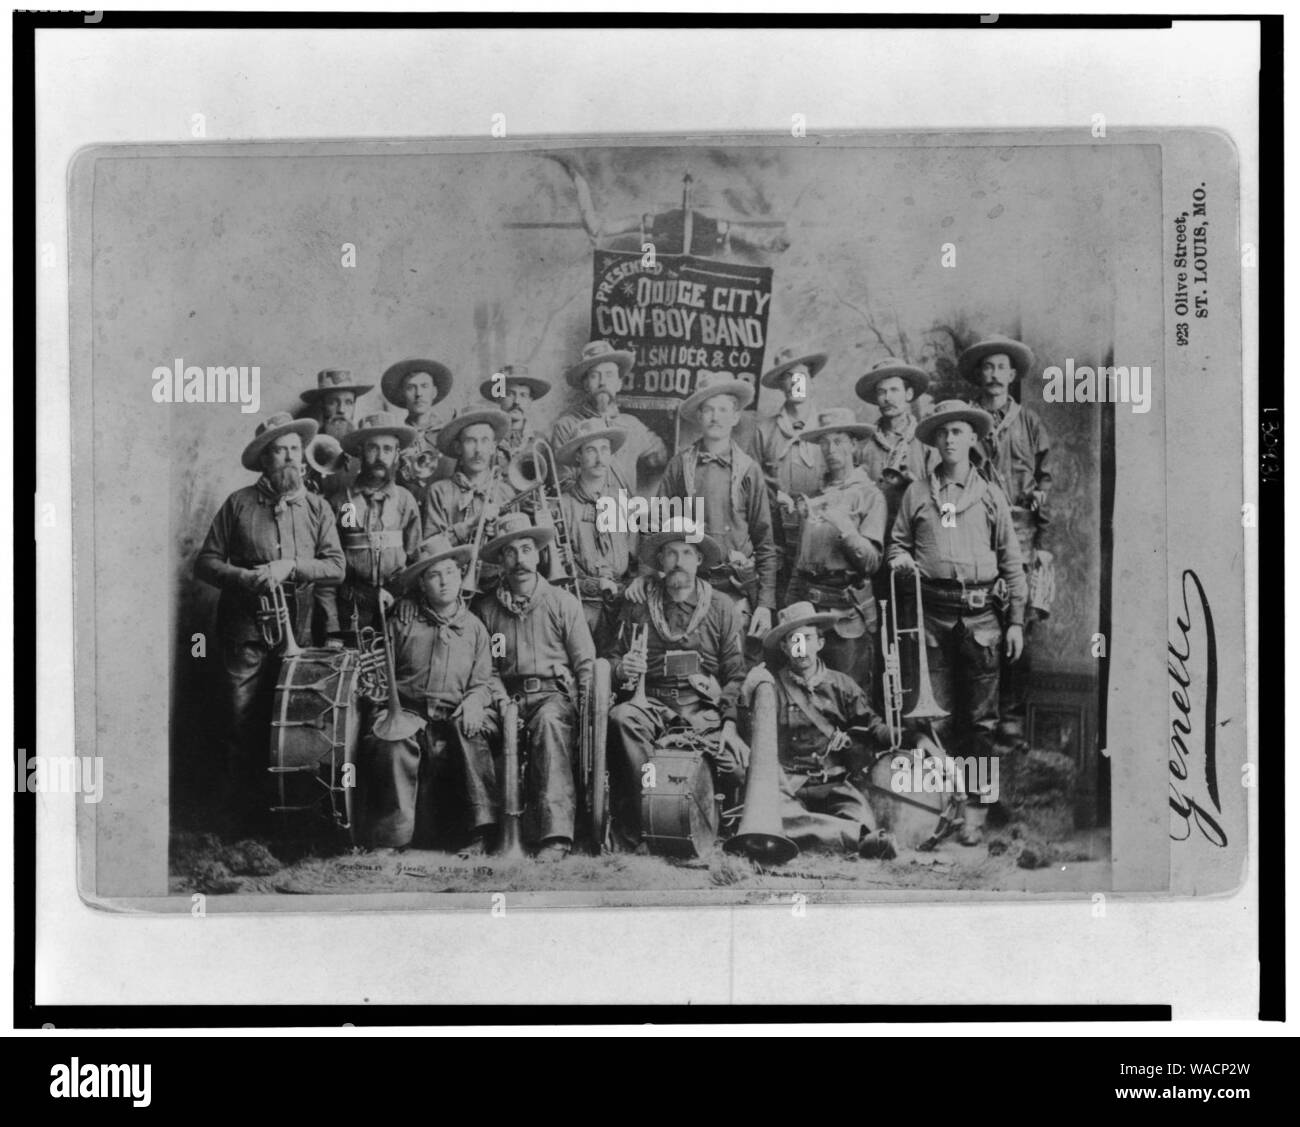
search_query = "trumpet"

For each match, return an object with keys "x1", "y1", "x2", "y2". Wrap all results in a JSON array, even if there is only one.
[
  {"x1": 257, "y1": 579, "x2": 304, "y2": 657},
  {"x1": 878, "y1": 567, "x2": 948, "y2": 750}
]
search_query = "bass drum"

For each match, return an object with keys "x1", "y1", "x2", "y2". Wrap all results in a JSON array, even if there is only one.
[
  {"x1": 268, "y1": 647, "x2": 362, "y2": 842},
  {"x1": 640, "y1": 741, "x2": 720, "y2": 859},
  {"x1": 864, "y1": 746, "x2": 959, "y2": 851}
]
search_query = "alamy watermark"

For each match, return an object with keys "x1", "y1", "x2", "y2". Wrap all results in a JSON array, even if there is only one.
[
  {"x1": 151, "y1": 358, "x2": 261, "y2": 413},
  {"x1": 16, "y1": 753, "x2": 104, "y2": 803},
  {"x1": 1041, "y1": 359, "x2": 1152, "y2": 414},
  {"x1": 889, "y1": 750, "x2": 1000, "y2": 804}
]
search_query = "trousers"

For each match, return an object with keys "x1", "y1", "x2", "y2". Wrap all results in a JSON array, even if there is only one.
[
  {"x1": 514, "y1": 690, "x2": 578, "y2": 844},
  {"x1": 218, "y1": 624, "x2": 280, "y2": 829},
  {"x1": 356, "y1": 717, "x2": 499, "y2": 849},
  {"x1": 779, "y1": 771, "x2": 875, "y2": 852},
  {"x1": 924, "y1": 611, "x2": 1002, "y2": 761}
]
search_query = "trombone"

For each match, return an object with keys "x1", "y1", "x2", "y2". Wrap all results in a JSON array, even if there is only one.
[
  {"x1": 499, "y1": 438, "x2": 580, "y2": 600},
  {"x1": 878, "y1": 567, "x2": 948, "y2": 750},
  {"x1": 258, "y1": 578, "x2": 304, "y2": 658}
]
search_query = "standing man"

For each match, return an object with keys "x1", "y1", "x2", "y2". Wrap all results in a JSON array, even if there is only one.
[
  {"x1": 752, "y1": 604, "x2": 897, "y2": 858},
  {"x1": 959, "y1": 335, "x2": 1053, "y2": 739},
  {"x1": 421, "y1": 407, "x2": 516, "y2": 546},
  {"x1": 299, "y1": 368, "x2": 373, "y2": 496},
  {"x1": 607, "y1": 518, "x2": 747, "y2": 848},
  {"x1": 650, "y1": 379, "x2": 778, "y2": 645},
  {"x1": 316, "y1": 412, "x2": 423, "y2": 644},
  {"x1": 479, "y1": 363, "x2": 551, "y2": 466},
  {"x1": 381, "y1": 358, "x2": 456, "y2": 509},
  {"x1": 556, "y1": 417, "x2": 635, "y2": 649},
  {"x1": 887, "y1": 400, "x2": 1027, "y2": 845},
  {"x1": 551, "y1": 340, "x2": 668, "y2": 493},
  {"x1": 855, "y1": 357, "x2": 937, "y2": 531},
  {"x1": 473, "y1": 512, "x2": 595, "y2": 861},
  {"x1": 786, "y1": 408, "x2": 887, "y2": 685},
  {"x1": 751, "y1": 347, "x2": 828, "y2": 604},
  {"x1": 194, "y1": 413, "x2": 346, "y2": 831},
  {"x1": 356, "y1": 534, "x2": 499, "y2": 854}
]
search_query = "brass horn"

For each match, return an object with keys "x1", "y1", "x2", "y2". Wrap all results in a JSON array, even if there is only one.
[
  {"x1": 879, "y1": 567, "x2": 949, "y2": 750},
  {"x1": 506, "y1": 440, "x2": 548, "y2": 492},
  {"x1": 305, "y1": 433, "x2": 348, "y2": 476},
  {"x1": 257, "y1": 579, "x2": 304, "y2": 658},
  {"x1": 725, "y1": 678, "x2": 799, "y2": 864}
]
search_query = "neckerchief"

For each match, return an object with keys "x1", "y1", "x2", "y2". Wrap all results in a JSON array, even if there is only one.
[
  {"x1": 981, "y1": 398, "x2": 1020, "y2": 457},
  {"x1": 646, "y1": 579, "x2": 712, "y2": 643},
  {"x1": 452, "y1": 470, "x2": 498, "y2": 505},
  {"x1": 680, "y1": 440, "x2": 755, "y2": 521},
  {"x1": 928, "y1": 463, "x2": 988, "y2": 516},
  {"x1": 346, "y1": 480, "x2": 397, "y2": 528},
  {"x1": 769, "y1": 407, "x2": 819, "y2": 468},
  {"x1": 494, "y1": 576, "x2": 546, "y2": 618},
  {"x1": 565, "y1": 474, "x2": 616, "y2": 554},
  {"x1": 257, "y1": 475, "x2": 308, "y2": 516},
  {"x1": 417, "y1": 596, "x2": 469, "y2": 643},
  {"x1": 869, "y1": 413, "x2": 923, "y2": 481}
]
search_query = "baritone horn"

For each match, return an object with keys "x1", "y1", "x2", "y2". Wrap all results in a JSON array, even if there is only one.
[
  {"x1": 878, "y1": 567, "x2": 948, "y2": 750},
  {"x1": 305, "y1": 433, "x2": 349, "y2": 476}
]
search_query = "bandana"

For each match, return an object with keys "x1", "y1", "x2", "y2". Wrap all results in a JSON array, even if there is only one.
[
  {"x1": 257, "y1": 475, "x2": 307, "y2": 516},
  {"x1": 867, "y1": 411, "x2": 921, "y2": 475},
  {"x1": 494, "y1": 576, "x2": 546, "y2": 618},
  {"x1": 417, "y1": 597, "x2": 470, "y2": 642},
  {"x1": 565, "y1": 475, "x2": 615, "y2": 556},
  {"x1": 646, "y1": 578, "x2": 713, "y2": 643}
]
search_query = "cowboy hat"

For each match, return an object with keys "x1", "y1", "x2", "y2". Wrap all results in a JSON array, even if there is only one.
[
  {"x1": 636, "y1": 515, "x2": 723, "y2": 572},
  {"x1": 565, "y1": 340, "x2": 634, "y2": 389},
  {"x1": 479, "y1": 363, "x2": 551, "y2": 403},
  {"x1": 299, "y1": 368, "x2": 374, "y2": 403},
  {"x1": 958, "y1": 336, "x2": 1035, "y2": 384},
  {"x1": 339, "y1": 411, "x2": 418, "y2": 454},
  {"x1": 433, "y1": 408, "x2": 511, "y2": 456},
  {"x1": 855, "y1": 357, "x2": 930, "y2": 402},
  {"x1": 915, "y1": 399, "x2": 995, "y2": 446},
  {"x1": 760, "y1": 347, "x2": 828, "y2": 389},
  {"x1": 799, "y1": 406, "x2": 874, "y2": 444},
  {"x1": 380, "y1": 358, "x2": 454, "y2": 407},
  {"x1": 479, "y1": 510, "x2": 556, "y2": 563},
  {"x1": 241, "y1": 412, "x2": 318, "y2": 472},
  {"x1": 391, "y1": 533, "x2": 473, "y2": 592},
  {"x1": 677, "y1": 378, "x2": 756, "y2": 422},
  {"x1": 554, "y1": 418, "x2": 627, "y2": 467},
  {"x1": 761, "y1": 601, "x2": 848, "y2": 662}
]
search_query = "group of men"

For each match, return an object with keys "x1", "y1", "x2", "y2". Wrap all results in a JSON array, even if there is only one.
[{"x1": 195, "y1": 330, "x2": 1052, "y2": 861}]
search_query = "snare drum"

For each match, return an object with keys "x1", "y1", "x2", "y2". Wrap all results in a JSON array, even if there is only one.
[
  {"x1": 639, "y1": 744, "x2": 719, "y2": 858},
  {"x1": 268, "y1": 647, "x2": 362, "y2": 840}
]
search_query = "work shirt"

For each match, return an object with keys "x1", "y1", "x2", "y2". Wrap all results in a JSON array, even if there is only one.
[
  {"x1": 978, "y1": 399, "x2": 1051, "y2": 507},
  {"x1": 887, "y1": 465, "x2": 1027, "y2": 626},
  {"x1": 793, "y1": 467, "x2": 886, "y2": 579},
  {"x1": 772, "y1": 662, "x2": 892, "y2": 773},
  {"x1": 195, "y1": 480, "x2": 345, "y2": 634},
  {"x1": 858, "y1": 419, "x2": 938, "y2": 531},
  {"x1": 656, "y1": 441, "x2": 779, "y2": 608},
  {"x1": 422, "y1": 471, "x2": 518, "y2": 544},
  {"x1": 473, "y1": 577, "x2": 595, "y2": 696},
  {"x1": 610, "y1": 586, "x2": 746, "y2": 722},
  {"x1": 389, "y1": 599, "x2": 495, "y2": 720},
  {"x1": 331, "y1": 480, "x2": 423, "y2": 587},
  {"x1": 559, "y1": 473, "x2": 635, "y2": 601},
  {"x1": 552, "y1": 403, "x2": 667, "y2": 493},
  {"x1": 751, "y1": 407, "x2": 826, "y2": 499}
]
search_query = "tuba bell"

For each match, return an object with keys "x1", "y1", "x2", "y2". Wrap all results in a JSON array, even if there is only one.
[
  {"x1": 305, "y1": 433, "x2": 349, "y2": 476},
  {"x1": 725, "y1": 677, "x2": 799, "y2": 864},
  {"x1": 506, "y1": 439, "x2": 549, "y2": 492}
]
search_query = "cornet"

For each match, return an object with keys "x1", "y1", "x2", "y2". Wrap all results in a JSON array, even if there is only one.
[
  {"x1": 257, "y1": 579, "x2": 304, "y2": 657},
  {"x1": 622, "y1": 624, "x2": 649, "y2": 706},
  {"x1": 878, "y1": 567, "x2": 948, "y2": 750}
]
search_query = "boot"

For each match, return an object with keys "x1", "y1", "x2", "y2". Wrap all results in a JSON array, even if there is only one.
[{"x1": 958, "y1": 800, "x2": 986, "y2": 846}]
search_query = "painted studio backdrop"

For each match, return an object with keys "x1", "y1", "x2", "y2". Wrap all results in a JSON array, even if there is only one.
[{"x1": 82, "y1": 140, "x2": 1163, "y2": 832}]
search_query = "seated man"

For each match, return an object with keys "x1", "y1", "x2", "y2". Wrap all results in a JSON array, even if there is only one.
[
  {"x1": 472, "y1": 512, "x2": 595, "y2": 861},
  {"x1": 608, "y1": 517, "x2": 747, "y2": 848},
  {"x1": 354, "y1": 534, "x2": 498, "y2": 853},
  {"x1": 752, "y1": 603, "x2": 898, "y2": 859}
]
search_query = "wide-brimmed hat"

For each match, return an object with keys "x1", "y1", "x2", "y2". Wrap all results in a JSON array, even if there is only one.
[
  {"x1": 760, "y1": 347, "x2": 828, "y2": 389},
  {"x1": 241, "y1": 412, "x2": 318, "y2": 471},
  {"x1": 391, "y1": 533, "x2": 473, "y2": 592},
  {"x1": 433, "y1": 408, "x2": 511, "y2": 456},
  {"x1": 958, "y1": 336, "x2": 1035, "y2": 384},
  {"x1": 299, "y1": 368, "x2": 374, "y2": 403},
  {"x1": 678, "y1": 378, "x2": 756, "y2": 422},
  {"x1": 340, "y1": 411, "x2": 418, "y2": 454},
  {"x1": 479, "y1": 363, "x2": 551, "y2": 404},
  {"x1": 762, "y1": 601, "x2": 847, "y2": 661},
  {"x1": 636, "y1": 515, "x2": 723, "y2": 572},
  {"x1": 915, "y1": 399, "x2": 995, "y2": 446},
  {"x1": 555, "y1": 417, "x2": 627, "y2": 467},
  {"x1": 381, "y1": 358, "x2": 454, "y2": 407},
  {"x1": 565, "y1": 340, "x2": 634, "y2": 389},
  {"x1": 855, "y1": 357, "x2": 931, "y2": 402},
  {"x1": 800, "y1": 406, "x2": 873, "y2": 444},
  {"x1": 479, "y1": 511, "x2": 556, "y2": 563}
]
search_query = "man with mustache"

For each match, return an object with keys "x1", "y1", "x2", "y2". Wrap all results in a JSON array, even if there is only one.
[
  {"x1": 750, "y1": 348, "x2": 828, "y2": 605},
  {"x1": 195, "y1": 412, "x2": 345, "y2": 832},
  {"x1": 382, "y1": 358, "x2": 456, "y2": 509},
  {"x1": 958, "y1": 336, "x2": 1053, "y2": 740},
  {"x1": 786, "y1": 408, "x2": 887, "y2": 686},
  {"x1": 298, "y1": 368, "x2": 372, "y2": 496},
  {"x1": 855, "y1": 358, "x2": 938, "y2": 531},
  {"x1": 421, "y1": 407, "x2": 517, "y2": 548},
  {"x1": 550, "y1": 340, "x2": 668, "y2": 493},
  {"x1": 887, "y1": 400, "x2": 1027, "y2": 846},
  {"x1": 315, "y1": 412, "x2": 423, "y2": 645},
  {"x1": 479, "y1": 363, "x2": 550, "y2": 469},
  {"x1": 472, "y1": 512, "x2": 595, "y2": 861},
  {"x1": 640, "y1": 380, "x2": 778, "y2": 647},
  {"x1": 556, "y1": 418, "x2": 635, "y2": 649},
  {"x1": 608, "y1": 518, "x2": 747, "y2": 848},
  {"x1": 355, "y1": 534, "x2": 499, "y2": 855}
]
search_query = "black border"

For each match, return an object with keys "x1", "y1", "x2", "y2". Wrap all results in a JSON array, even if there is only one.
[{"x1": 16, "y1": 10, "x2": 1279, "y2": 1031}]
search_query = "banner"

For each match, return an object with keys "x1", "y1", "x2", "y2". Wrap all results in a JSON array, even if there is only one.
[{"x1": 590, "y1": 250, "x2": 773, "y2": 452}]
